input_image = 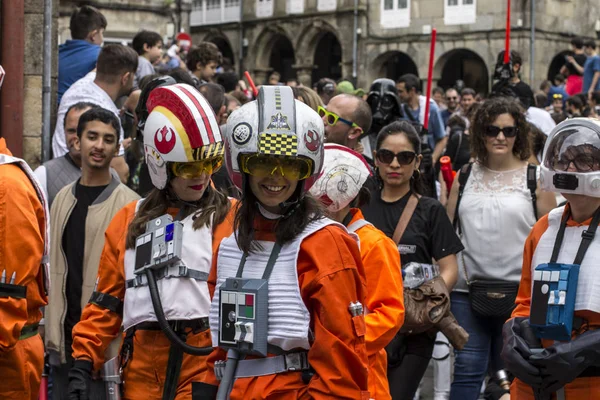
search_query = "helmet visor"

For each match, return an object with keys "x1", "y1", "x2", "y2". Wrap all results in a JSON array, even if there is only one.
[
  {"x1": 544, "y1": 126, "x2": 600, "y2": 173},
  {"x1": 240, "y1": 154, "x2": 313, "y2": 180},
  {"x1": 170, "y1": 157, "x2": 223, "y2": 179}
]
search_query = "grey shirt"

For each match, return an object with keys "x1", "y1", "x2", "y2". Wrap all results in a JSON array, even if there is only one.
[{"x1": 135, "y1": 56, "x2": 156, "y2": 88}]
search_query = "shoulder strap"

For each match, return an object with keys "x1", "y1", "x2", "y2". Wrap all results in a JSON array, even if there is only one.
[
  {"x1": 573, "y1": 206, "x2": 600, "y2": 265},
  {"x1": 392, "y1": 194, "x2": 420, "y2": 244},
  {"x1": 452, "y1": 162, "x2": 473, "y2": 232},
  {"x1": 347, "y1": 219, "x2": 372, "y2": 233},
  {"x1": 527, "y1": 164, "x2": 538, "y2": 220}
]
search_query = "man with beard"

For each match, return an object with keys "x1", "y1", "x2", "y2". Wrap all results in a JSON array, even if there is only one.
[
  {"x1": 441, "y1": 88, "x2": 460, "y2": 127},
  {"x1": 45, "y1": 108, "x2": 139, "y2": 400}
]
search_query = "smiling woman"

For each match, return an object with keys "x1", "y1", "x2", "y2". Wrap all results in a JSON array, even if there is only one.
[{"x1": 201, "y1": 85, "x2": 371, "y2": 399}]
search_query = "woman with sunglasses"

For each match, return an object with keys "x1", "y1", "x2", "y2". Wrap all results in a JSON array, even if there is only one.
[
  {"x1": 446, "y1": 97, "x2": 556, "y2": 400},
  {"x1": 202, "y1": 86, "x2": 369, "y2": 399},
  {"x1": 68, "y1": 84, "x2": 235, "y2": 400},
  {"x1": 361, "y1": 120, "x2": 463, "y2": 400}
]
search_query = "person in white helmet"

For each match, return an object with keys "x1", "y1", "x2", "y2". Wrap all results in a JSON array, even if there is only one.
[
  {"x1": 201, "y1": 86, "x2": 370, "y2": 399},
  {"x1": 310, "y1": 143, "x2": 405, "y2": 400},
  {"x1": 502, "y1": 118, "x2": 600, "y2": 400},
  {"x1": 67, "y1": 82, "x2": 235, "y2": 400}
]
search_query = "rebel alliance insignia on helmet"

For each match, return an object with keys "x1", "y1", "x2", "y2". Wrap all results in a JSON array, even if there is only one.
[
  {"x1": 143, "y1": 83, "x2": 223, "y2": 189},
  {"x1": 309, "y1": 144, "x2": 372, "y2": 212},
  {"x1": 540, "y1": 118, "x2": 600, "y2": 197},
  {"x1": 224, "y1": 85, "x2": 325, "y2": 193}
]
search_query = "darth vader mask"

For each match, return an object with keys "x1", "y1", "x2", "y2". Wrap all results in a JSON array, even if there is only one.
[{"x1": 366, "y1": 78, "x2": 403, "y2": 135}]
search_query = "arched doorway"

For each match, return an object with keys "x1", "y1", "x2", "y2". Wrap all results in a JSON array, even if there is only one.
[
  {"x1": 208, "y1": 36, "x2": 235, "y2": 72},
  {"x1": 547, "y1": 50, "x2": 571, "y2": 82},
  {"x1": 374, "y1": 51, "x2": 419, "y2": 81},
  {"x1": 436, "y1": 49, "x2": 489, "y2": 95},
  {"x1": 268, "y1": 35, "x2": 296, "y2": 83},
  {"x1": 311, "y1": 32, "x2": 342, "y2": 84}
]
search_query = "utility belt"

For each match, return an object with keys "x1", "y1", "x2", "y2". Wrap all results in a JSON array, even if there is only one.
[
  {"x1": 133, "y1": 317, "x2": 210, "y2": 334},
  {"x1": 125, "y1": 265, "x2": 208, "y2": 289},
  {"x1": 19, "y1": 323, "x2": 39, "y2": 340},
  {"x1": 214, "y1": 351, "x2": 311, "y2": 380}
]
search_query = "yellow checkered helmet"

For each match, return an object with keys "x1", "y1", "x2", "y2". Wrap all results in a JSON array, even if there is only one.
[
  {"x1": 142, "y1": 83, "x2": 223, "y2": 189},
  {"x1": 224, "y1": 85, "x2": 325, "y2": 193}
]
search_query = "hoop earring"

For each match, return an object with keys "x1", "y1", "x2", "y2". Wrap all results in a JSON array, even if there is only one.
[{"x1": 414, "y1": 168, "x2": 421, "y2": 177}]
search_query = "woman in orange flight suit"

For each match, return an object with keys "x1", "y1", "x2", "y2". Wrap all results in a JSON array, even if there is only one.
[
  {"x1": 67, "y1": 83, "x2": 235, "y2": 400},
  {"x1": 201, "y1": 85, "x2": 370, "y2": 400},
  {"x1": 502, "y1": 118, "x2": 600, "y2": 400},
  {"x1": 310, "y1": 143, "x2": 405, "y2": 399}
]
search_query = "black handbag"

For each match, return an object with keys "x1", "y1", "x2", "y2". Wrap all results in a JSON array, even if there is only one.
[{"x1": 466, "y1": 278, "x2": 518, "y2": 319}]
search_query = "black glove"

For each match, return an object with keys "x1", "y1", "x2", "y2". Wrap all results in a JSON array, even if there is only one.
[
  {"x1": 500, "y1": 317, "x2": 543, "y2": 388},
  {"x1": 529, "y1": 328, "x2": 600, "y2": 394},
  {"x1": 68, "y1": 359, "x2": 93, "y2": 400}
]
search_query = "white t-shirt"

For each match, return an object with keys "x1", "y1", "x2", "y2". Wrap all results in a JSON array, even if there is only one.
[
  {"x1": 52, "y1": 72, "x2": 124, "y2": 158},
  {"x1": 526, "y1": 107, "x2": 556, "y2": 136}
]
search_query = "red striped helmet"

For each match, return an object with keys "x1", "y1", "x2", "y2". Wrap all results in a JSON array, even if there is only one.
[{"x1": 143, "y1": 83, "x2": 223, "y2": 189}]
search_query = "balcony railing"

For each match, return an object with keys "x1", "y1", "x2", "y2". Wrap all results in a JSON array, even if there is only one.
[{"x1": 190, "y1": 0, "x2": 241, "y2": 26}]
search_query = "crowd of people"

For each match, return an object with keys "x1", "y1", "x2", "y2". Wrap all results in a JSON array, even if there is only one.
[{"x1": 1, "y1": 4, "x2": 600, "y2": 400}]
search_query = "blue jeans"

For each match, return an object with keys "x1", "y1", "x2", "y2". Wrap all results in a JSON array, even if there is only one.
[{"x1": 449, "y1": 292, "x2": 506, "y2": 400}]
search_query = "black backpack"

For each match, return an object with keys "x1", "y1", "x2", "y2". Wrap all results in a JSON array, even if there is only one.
[{"x1": 453, "y1": 163, "x2": 538, "y2": 231}]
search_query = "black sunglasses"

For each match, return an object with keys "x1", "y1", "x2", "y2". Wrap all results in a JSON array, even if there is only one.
[
  {"x1": 485, "y1": 125, "x2": 518, "y2": 138},
  {"x1": 376, "y1": 149, "x2": 417, "y2": 165},
  {"x1": 554, "y1": 154, "x2": 600, "y2": 172}
]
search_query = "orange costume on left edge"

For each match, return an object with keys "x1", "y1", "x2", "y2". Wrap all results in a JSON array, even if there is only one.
[
  {"x1": 0, "y1": 138, "x2": 48, "y2": 400},
  {"x1": 348, "y1": 208, "x2": 405, "y2": 400}
]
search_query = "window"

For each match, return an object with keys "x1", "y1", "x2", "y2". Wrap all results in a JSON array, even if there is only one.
[
  {"x1": 381, "y1": 0, "x2": 410, "y2": 29},
  {"x1": 444, "y1": 0, "x2": 476, "y2": 25},
  {"x1": 287, "y1": 0, "x2": 304, "y2": 14},
  {"x1": 256, "y1": 0, "x2": 274, "y2": 18},
  {"x1": 207, "y1": 0, "x2": 220, "y2": 10},
  {"x1": 190, "y1": 0, "x2": 241, "y2": 26},
  {"x1": 317, "y1": 0, "x2": 336, "y2": 12}
]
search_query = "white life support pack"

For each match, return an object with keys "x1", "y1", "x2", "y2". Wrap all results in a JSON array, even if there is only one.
[
  {"x1": 531, "y1": 206, "x2": 600, "y2": 314},
  {"x1": 209, "y1": 217, "x2": 356, "y2": 352},
  {"x1": 122, "y1": 200, "x2": 214, "y2": 330}
]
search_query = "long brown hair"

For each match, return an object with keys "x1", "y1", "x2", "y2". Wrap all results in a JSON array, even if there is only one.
[
  {"x1": 126, "y1": 185, "x2": 230, "y2": 249},
  {"x1": 233, "y1": 183, "x2": 324, "y2": 254}
]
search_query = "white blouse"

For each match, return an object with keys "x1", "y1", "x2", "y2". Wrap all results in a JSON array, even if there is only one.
[{"x1": 454, "y1": 162, "x2": 538, "y2": 293}]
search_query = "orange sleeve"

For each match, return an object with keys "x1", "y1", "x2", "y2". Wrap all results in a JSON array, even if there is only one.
[
  {"x1": 0, "y1": 165, "x2": 46, "y2": 353},
  {"x1": 512, "y1": 215, "x2": 550, "y2": 320},
  {"x1": 361, "y1": 231, "x2": 405, "y2": 356},
  {"x1": 299, "y1": 226, "x2": 369, "y2": 399},
  {"x1": 71, "y1": 202, "x2": 135, "y2": 371},
  {"x1": 209, "y1": 199, "x2": 237, "y2": 299}
]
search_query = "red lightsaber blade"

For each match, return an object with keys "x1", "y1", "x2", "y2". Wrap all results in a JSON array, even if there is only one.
[
  {"x1": 244, "y1": 71, "x2": 258, "y2": 98},
  {"x1": 423, "y1": 28, "x2": 437, "y2": 130},
  {"x1": 504, "y1": 0, "x2": 511, "y2": 63}
]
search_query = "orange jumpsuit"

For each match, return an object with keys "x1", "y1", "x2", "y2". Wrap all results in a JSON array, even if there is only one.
[
  {"x1": 0, "y1": 138, "x2": 48, "y2": 400},
  {"x1": 204, "y1": 215, "x2": 370, "y2": 399},
  {"x1": 71, "y1": 200, "x2": 235, "y2": 399},
  {"x1": 348, "y1": 208, "x2": 405, "y2": 400},
  {"x1": 511, "y1": 207, "x2": 600, "y2": 400}
]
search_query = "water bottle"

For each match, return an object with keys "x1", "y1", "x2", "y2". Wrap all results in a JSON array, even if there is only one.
[{"x1": 402, "y1": 262, "x2": 440, "y2": 289}]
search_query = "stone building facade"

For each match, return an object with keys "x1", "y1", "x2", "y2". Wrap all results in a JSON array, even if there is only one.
[
  {"x1": 58, "y1": 0, "x2": 193, "y2": 44},
  {"x1": 190, "y1": 0, "x2": 600, "y2": 94}
]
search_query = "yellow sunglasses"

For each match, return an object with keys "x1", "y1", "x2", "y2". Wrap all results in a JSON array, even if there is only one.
[
  {"x1": 240, "y1": 154, "x2": 313, "y2": 180},
  {"x1": 318, "y1": 106, "x2": 360, "y2": 129},
  {"x1": 170, "y1": 157, "x2": 223, "y2": 179}
]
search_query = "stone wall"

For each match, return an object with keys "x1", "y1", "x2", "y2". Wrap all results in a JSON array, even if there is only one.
[
  {"x1": 23, "y1": 0, "x2": 59, "y2": 168},
  {"x1": 191, "y1": 0, "x2": 600, "y2": 93},
  {"x1": 58, "y1": 0, "x2": 191, "y2": 43}
]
